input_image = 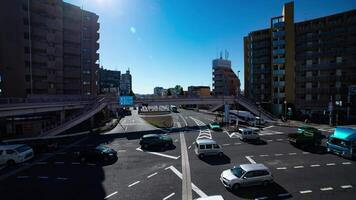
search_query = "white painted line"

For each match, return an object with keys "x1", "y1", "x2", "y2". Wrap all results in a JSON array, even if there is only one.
[
  {"x1": 267, "y1": 140, "x2": 273, "y2": 142},
  {"x1": 300, "y1": 190, "x2": 312, "y2": 194},
  {"x1": 136, "y1": 147, "x2": 180, "y2": 160},
  {"x1": 188, "y1": 146, "x2": 192, "y2": 149},
  {"x1": 147, "y1": 172, "x2": 158, "y2": 179},
  {"x1": 192, "y1": 142, "x2": 196, "y2": 144},
  {"x1": 342, "y1": 162, "x2": 352, "y2": 165},
  {"x1": 276, "y1": 139, "x2": 283, "y2": 141},
  {"x1": 294, "y1": 166, "x2": 304, "y2": 169},
  {"x1": 72, "y1": 162, "x2": 80, "y2": 165},
  {"x1": 326, "y1": 163, "x2": 336, "y2": 166},
  {"x1": 162, "y1": 192, "x2": 175, "y2": 200},
  {"x1": 234, "y1": 142, "x2": 241, "y2": 145},
  {"x1": 277, "y1": 167, "x2": 287, "y2": 170},
  {"x1": 310, "y1": 164, "x2": 320, "y2": 167},
  {"x1": 118, "y1": 150, "x2": 127, "y2": 153},
  {"x1": 87, "y1": 163, "x2": 96, "y2": 166},
  {"x1": 222, "y1": 144, "x2": 230, "y2": 146},
  {"x1": 38, "y1": 176, "x2": 48, "y2": 179},
  {"x1": 104, "y1": 191, "x2": 118, "y2": 199},
  {"x1": 245, "y1": 156, "x2": 256, "y2": 164},
  {"x1": 56, "y1": 177, "x2": 68, "y2": 181},
  {"x1": 278, "y1": 193, "x2": 290, "y2": 197},
  {"x1": 54, "y1": 162, "x2": 64, "y2": 165},
  {"x1": 167, "y1": 166, "x2": 208, "y2": 198},
  {"x1": 128, "y1": 181, "x2": 140, "y2": 187},
  {"x1": 264, "y1": 125, "x2": 274, "y2": 129},
  {"x1": 288, "y1": 153, "x2": 297, "y2": 155},
  {"x1": 17, "y1": 176, "x2": 29, "y2": 179},
  {"x1": 260, "y1": 154, "x2": 269, "y2": 157},
  {"x1": 125, "y1": 126, "x2": 128, "y2": 131},
  {"x1": 255, "y1": 197, "x2": 268, "y2": 200},
  {"x1": 275, "y1": 153, "x2": 283, "y2": 156},
  {"x1": 302, "y1": 152, "x2": 310, "y2": 154},
  {"x1": 320, "y1": 187, "x2": 333, "y2": 191},
  {"x1": 340, "y1": 185, "x2": 353, "y2": 189}
]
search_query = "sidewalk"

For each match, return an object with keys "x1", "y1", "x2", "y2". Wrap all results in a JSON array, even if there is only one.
[{"x1": 275, "y1": 120, "x2": 333, "y2": 129}]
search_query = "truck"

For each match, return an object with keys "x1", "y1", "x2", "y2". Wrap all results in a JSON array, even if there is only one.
[
  {"x1": 327, "y1": 127, "x2": 356, "y2": 159},
  {"x1": 288, "y1": 126, "x2": 325, "y2": 148}
]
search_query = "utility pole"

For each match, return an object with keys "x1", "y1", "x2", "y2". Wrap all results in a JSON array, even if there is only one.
[{"x1": 329, "y1": 96, "x2": 333, "y2": 126}]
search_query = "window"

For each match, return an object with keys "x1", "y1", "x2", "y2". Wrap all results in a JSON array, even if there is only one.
[
  {"x1": 206, "y1": 144, "x2": 212, "y2": 149},
  {"x1": 336, "y1": 56, "x2": 343, "y2": 63},
  {"x1": 306, "y1": 59, "x2": 313, "y2": 66},
  {"x1": 199, "y1": 145, "x2": 205, "y2": 150},
  {"x1": 83, "y1": 81, "x2": 90, "y2": 85},
  {"x1": 6, "y1": 150, "x2": 16, "y2": 154},
  {"x1": 254, "y1": 170, "x2": 269, "y2": 177},
  {"x1": 213, "y1": 144, "x2": 220, "y2": 149},
  {"x1": 244, "y1": 172, "x2": 255, "y2": 178}
]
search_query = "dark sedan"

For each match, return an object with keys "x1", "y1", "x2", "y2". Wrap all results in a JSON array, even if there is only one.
[
  {"x1": 140, "y1": 134, "x2": 173, "y2": 149},
  {"x1": 76, "y1": 145, "x2": 117, "y2": 162}
]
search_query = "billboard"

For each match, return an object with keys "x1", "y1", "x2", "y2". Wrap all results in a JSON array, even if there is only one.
[{"x1": 119, "y1": 96, "x2": 134, "y2": 106}]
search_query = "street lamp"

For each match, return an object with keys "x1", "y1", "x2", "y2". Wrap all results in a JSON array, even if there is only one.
[{"x1": 284, "y1": 100, "x2": 287, "y2": 121}]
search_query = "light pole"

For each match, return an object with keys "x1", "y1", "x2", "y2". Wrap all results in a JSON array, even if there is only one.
[
  {"x1": 284, "y1": 100, "x2": 287, "y2": 121},
  {"x1": 236, "y1": 70, "x2": 240, "y2": 128}
]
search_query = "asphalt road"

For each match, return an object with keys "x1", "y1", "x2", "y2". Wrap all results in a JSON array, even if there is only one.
[{"x1": 0, "y1": 109, "x2": 354, "y2": 200}]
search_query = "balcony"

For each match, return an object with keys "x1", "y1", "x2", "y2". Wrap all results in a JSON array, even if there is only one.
[
  {"x1": 274, "y1": 93, "x2": 286, "y2": 98},
  {"x1": 273, "y1": 58, "x2": 285, "y2": 64},
  {"x1": 272, "y1": 40, "x2": 285, "y2": 46},
  {"x1": 272, "y1": 22, "x2": 285, "y2": 28},
  {"x1": 273, "y1": 81, "x2": 285, "y2": 88},
  {"x1": 272, "y1": 31, "x2": 286, "y2": 38},
  {"x1": 273, "y1": 48, "x2": 285, "y2": 55},
  {"x1": 273, "y1": 70, "x2": 285, "y2": 76}
]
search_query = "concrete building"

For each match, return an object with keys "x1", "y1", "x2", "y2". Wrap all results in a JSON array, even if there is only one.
[
  {"x1": 0, "y1": 0, "x2": 99, "y2": 98},
  {"x1": 187, "y1": 86, "x2": 211, "y2": 97},
  {"x1": 120, "y1": 69, "x2": 132, "y2": 96},
  {"x1": 212, "y1": 56, "x2": 240, "y2": 96},
  {"x1": 99, "y1": 68, "x2": 120, "y2": 94},
  {"x1": 154, "y1": 87, "x2": 165, "y2": 96},
  {"x1": 244, "y1": 2, "x2": 356, "y2": 121}
]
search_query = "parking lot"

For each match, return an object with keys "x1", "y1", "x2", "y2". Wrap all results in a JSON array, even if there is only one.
[{"x1": 0, "y1": 109, "x2": 355, "y2": 200}]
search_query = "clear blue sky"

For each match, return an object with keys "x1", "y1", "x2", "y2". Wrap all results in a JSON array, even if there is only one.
[{"x1": 65, "y1": 0, "x2": 356, "y2": 94}]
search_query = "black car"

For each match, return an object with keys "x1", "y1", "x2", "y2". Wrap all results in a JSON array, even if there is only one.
[
  {"x1": 77, "y1": 145, "x2": 117, "y2": 162},
  {"x1": 140, "y1": 134, "x2": 173, "y2": 149}
]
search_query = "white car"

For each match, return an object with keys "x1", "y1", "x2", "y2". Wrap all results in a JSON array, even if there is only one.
[
  {"x1": 0, "y1": 144, "x2": 34, "y2": 166},
  {"x1": 220, "y1": 163, "x2": 273, "y2": 190},
  {"x1": 234, "y1": 128, "x2": 260, "y2": 141}
]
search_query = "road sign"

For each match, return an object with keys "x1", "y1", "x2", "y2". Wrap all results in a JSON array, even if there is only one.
[{"x1": 119, "y1": 96, "x2": 133, "y2": 106}]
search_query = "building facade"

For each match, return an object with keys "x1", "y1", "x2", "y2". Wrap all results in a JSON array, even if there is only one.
[
  {"x1": 0, "y1": 0, "x2": 99, "y2": 98},
  {"x1": 244, "y1": 2, "x2": 356, "y2": 122},
  {"x1": 99, "y1": 68, "x2": 120, "y2": 94},
  {"x1": 120, "y1": 69, "x2": 132, "y2": 96},
  {"x1": 154, "y1": 87, "x2": 166, "y2": 96},
  {"x1": 187, "y1": 86, "x2": 211, "y2": 97},
  {"x1": 212, "y1": 57, "x2": 240, "y2": 96}
]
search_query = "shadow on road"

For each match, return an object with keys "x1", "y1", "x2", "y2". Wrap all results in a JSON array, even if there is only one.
[
  {"x1": 230, "y1": 182, "x2": 291, "y2": 199},
  {"x1": 200, "y1": 154, "x2": 231, "y2": 165},
  {"x1": 245, "y1": 139, "x2": 267, "y2": 145},
  {"x1": 141, "y1": 144, "x2": 177, "y2": 152}
]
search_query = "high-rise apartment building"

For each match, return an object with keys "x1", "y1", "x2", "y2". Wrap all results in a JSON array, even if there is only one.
[
  {"x1": 212, "y1": 56, "x2": 240, "y2": 96},
  {"x1": 244, "y1": 2, "x2": 356, "y2": 121},
  {"x1": 188, "y1": 86, "x2": 211, "y2": 97},
  {"x1": 99, "y1": 67, "x2": 120, "y2": 94},
  {"x1": 0, "y1": 0, "x2": 99, "y2": 98},
  {"x1": 120, "y1": 69, "x2": 132, "y2": 96}
]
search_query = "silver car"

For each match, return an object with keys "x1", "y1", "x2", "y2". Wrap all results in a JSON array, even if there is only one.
[{"x1": 220, "y1": 163, "x2": 273, "y2": 190}]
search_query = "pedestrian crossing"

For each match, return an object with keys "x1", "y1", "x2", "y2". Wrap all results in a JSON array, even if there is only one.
[{"x1": 190, "y1": 117, "x2": 212, "y2": 140}]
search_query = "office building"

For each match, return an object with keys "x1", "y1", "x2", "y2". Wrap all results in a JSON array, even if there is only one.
[
  {"x1": 120, "y1": 69, "x2": 132, "y2": 96},
  {"x1": 0, "y1": 0, "x2": 99, "y2": 98},
  {"x1": 154, "y1": 87, "x2": 165, "y2": 96},
  {"x1": 212, "y1": 55, "x2": 240, "y2": 96},
  {"x1": 187, "y1": 86, "x2": 211, "y2": 97},
  {"x1": 244, "y1": 2, "x2": 356, "y2": 121},
  {"x1": 99, "y1": 68, "x2": 120, "y2": 94}
]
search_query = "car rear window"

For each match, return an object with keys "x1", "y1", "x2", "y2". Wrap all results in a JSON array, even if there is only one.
[
  {"x1": 199, "y1": 145, "x2": 205, "y2": 149},
  {"x1": 206, "y1": 144, "x2": 212, "y2": 149},
  {"x1": 15, "y1": 145, "x2": 31, "y2": 153}
]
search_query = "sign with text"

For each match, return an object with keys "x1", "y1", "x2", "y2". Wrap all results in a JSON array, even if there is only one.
[{"x1": 119, "y1": 96, "x2": 133, "y2": 106}]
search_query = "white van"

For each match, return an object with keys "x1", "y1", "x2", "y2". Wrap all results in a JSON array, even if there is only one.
[
  {"x1": 195, "y1": 139, "x2": 223, "y2": 158},
  {"x1": 0, "y1": 144, "x2": 34, "y2": 166},
  {"x1": 234, "y1": 128, "x2": 260, "y2": 141}
]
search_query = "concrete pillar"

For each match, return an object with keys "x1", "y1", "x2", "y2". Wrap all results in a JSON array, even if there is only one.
[
  {"x1": 90, "y1": 117, "x2": 95, "y2": 129},
  {"x1": 60, "y1": 111, "x2": 65, "y2": 123}
]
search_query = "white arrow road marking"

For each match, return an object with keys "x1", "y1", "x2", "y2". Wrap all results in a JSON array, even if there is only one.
[{"x1": 245, "y1": 156, "x2": 256, "y2": 164}]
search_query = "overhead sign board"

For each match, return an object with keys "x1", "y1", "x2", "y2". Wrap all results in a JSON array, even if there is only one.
[{"x1": 119, "y1": 96, "x2": 133, "y2": 106}]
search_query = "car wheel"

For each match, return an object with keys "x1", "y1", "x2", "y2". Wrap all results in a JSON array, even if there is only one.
[
  {"x1": 218, "y1": 152, "x2": 223, "y2": 157},
  {"x1": 232, "y1": 183, "x2": 240, "y2": 190},
  {"x1": 198, "y1": 154, "x2": 204, "y2": 159},
  {"x1": 262, "y1": 180, "x2": 269, "y2": 187},
  {"x1": 7, "y1": 160, "x2": 16, "y2": 166}
]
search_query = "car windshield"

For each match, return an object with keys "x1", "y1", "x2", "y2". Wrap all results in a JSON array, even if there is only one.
[
  {"x1": 231, "y1": 167, "x2": 245, "y2": 178},
  {"x1": 96, "y1": 146, "x2": 112, "y2": 153},
  {"x1": 211, "y1": 122, "x2": 219, "y2": 126},
  {"x1": 15, "y1": 145, "x2": 31, "y2": 153}
]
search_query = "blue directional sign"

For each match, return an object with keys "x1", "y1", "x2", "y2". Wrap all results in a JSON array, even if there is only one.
[{"x1": 119, "y1": 96, "x2": 133, "y2": 106}]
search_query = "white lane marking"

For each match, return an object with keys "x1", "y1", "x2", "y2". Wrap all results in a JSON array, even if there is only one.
[
  {"x1": 275, "y1": 153, "x2": 283, "y2": 156},
  {"x1": 224, "y1": 130, "x2": 237, "y2": 138},
  {"x1": 175, "y1": 139, "x2": 178, "y2": 142},
  {"x1": 128, "y1": 181, "x2": 140, "y2": 187},
  {"x1": 300, "y1": 190, "x2": 312, "y2": 194},
  {"x1": 118, "y1": 150, "x2": 127, "y2": 153},
  {"x1": 276, "y1": 139, "x2": 283, "y2": 141},
  {"x1": 245, "y1": 156, "x2": 256, "y2": 164},
  {"x1": 302, "y1": 152, "x2": 310, "y2": 154},
  {"x1": 320, "y1": 187, "x2": 333, "y2": 191},
  {"x1": 188, "y1": 146, "x2": 192, "y2": 149},
  {"x1": 17, "y1": 176, "x2": 29, "y2": 179},
  {"x1": 326, "y1": 163, "x2": 336, "y2": 166},
  {"x1": 162, "y1": 192, "x2": 175, "y2": 200},
  {"x1": 267, "y1": 140, "x2": 273, "y2": 142},
  {"x1": 104, "y1": 191, "x2": 118, "y2": 199},
  {"x1": 260, "y1": 154, "x2": 269, "y2": 157},
  {"x1": 310, "y1": 164, "x2": 320, "y2": 167},
  {"x1": 222, "y1": 144, "x2": 230, "y2": 146},
  {"x1": 54, "y1": 162, "x2": 64, "y2": 165},
  {"x1": 234, "y1": 142, "x2": 241, "y2": 145},
  {"x1": 277, "y1": 167, "x2": 287, "y2": 170},
  {"x1": 288, "y1": 153, "x2": 297, "y2": 155},
  {"x1": 255, "y1": 197, "x2": 268, "y2": 200},
  {"x1": 193, "y1": 142, "x2": 196, "y2": 144},
  {"x1": 87, "y1": 163, "x2": 96, "y2": 166},
  {"x1": 136, "y1": 147, "x2": 180, "y2": 160},
  {"x1": 264, "y1": 125, "x2": 274, "y2": 129},
  {"x1": 340, "y1": 185, "x2": 353, "y2": 189},
  {"x1": 147, "y1": 172, "x2": 158, "y2": 179},
  {"x1": 125, "y1": 126, "x2": 128, "y2": 131},
  {"x1": 36, "y1": 162, "x2": 47, "y2": 165},
  {"x1": 56, "y1": 177, "x2": 68, "y2": 180},
  {"x1": 294, "y1": 166, "x2": 304, "y2": 169},
  {"x1": 72, "y1": 162, "x2": 80, "y2": 165},
  {"x1": 38, "y1": 176, "x2": 48, "y2": 179},
  {"x1": 278, "y1": 193, "x2": 290, "y2": 197},
  {"x1": 167, "y1": 166, "x2": 208, "y2": 198},
  {"x1": 342, "y1": 162, "x2": 352, "y2": 165}
]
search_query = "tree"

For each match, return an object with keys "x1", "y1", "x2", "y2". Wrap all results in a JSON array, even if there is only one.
[
  {"x1": 129, "y1": 89, "x2": 135, "y2": 96},
  {"x1": 167, "y1": 89, "x2": 172, "y2": 96},
  {"x1": 174, "y1": 85, "x2": 182, "y2": 93},
  {"x1": 180, "y1": 88, "x2": 184, "y2": 96}
]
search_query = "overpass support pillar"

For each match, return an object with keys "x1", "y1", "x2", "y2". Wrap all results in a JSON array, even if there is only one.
[
  {"x1": 90, "y1": 117, "x2": 95, "y2": 129},
  {"x1": 60, "y1": 111, "x2": 66, "y2": 123}
]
